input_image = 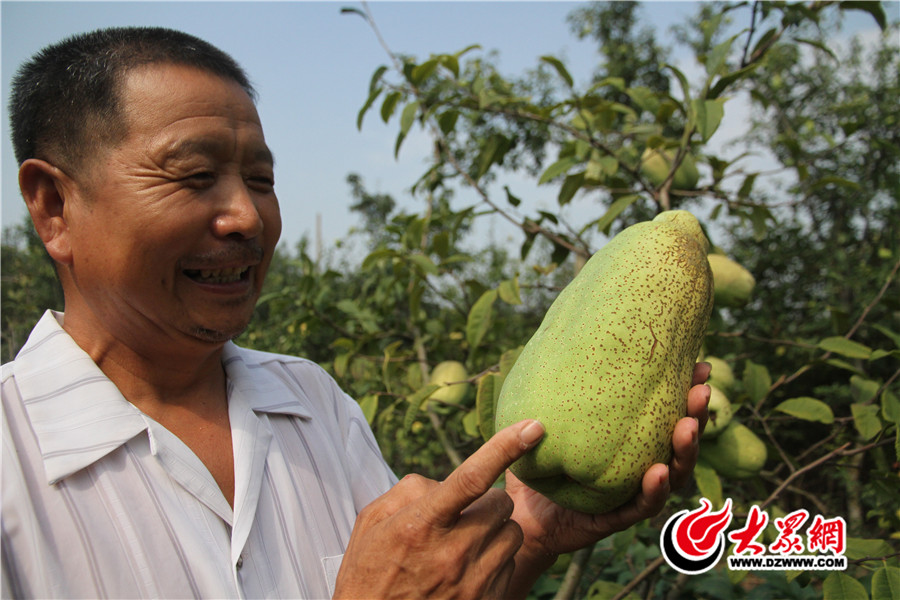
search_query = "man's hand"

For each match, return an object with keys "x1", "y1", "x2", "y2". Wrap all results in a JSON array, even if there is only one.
[
  {"x1": 333, "y1": 419, "x2": 547, "y2": 599},
  {"x1": 504, "y1": 363, "x2": 712, "y2": 597}
]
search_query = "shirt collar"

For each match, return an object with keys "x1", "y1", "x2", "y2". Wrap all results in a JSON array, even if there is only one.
[
  {"x1": 221, "y1": 343, "x2": 313, "y2": 420},
  {"x1": 14, "y1": 311, "x2": 313, "y2": 485},
  {"x1": 14, "y1": 311, "x2": 148, "y2": 484}
]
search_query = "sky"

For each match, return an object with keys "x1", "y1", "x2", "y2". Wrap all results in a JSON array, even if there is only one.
[{"x1": 0, "y1": 1, "x2": 885, "y2": 261}]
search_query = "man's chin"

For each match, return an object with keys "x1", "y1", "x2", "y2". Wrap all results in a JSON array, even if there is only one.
[{"x1": 190, "y1": 322, "x2": 249, "y2": 344}]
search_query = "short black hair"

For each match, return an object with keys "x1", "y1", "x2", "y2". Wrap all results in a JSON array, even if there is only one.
[{"x1": 8, "y1": 26, "x2": 256, "y2": 171}]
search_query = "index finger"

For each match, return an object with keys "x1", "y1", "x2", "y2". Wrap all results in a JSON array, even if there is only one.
[{"x1": 424, "y1": 419, "x2": 545, "y2": 525}]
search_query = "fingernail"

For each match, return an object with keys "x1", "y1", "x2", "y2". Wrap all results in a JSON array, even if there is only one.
[
  {"x1": 660, "y1": 466, "x2": 670, "y2": 490},
  {"x1": 519, "y1": 420, "x2": 545, "y2": 449}
]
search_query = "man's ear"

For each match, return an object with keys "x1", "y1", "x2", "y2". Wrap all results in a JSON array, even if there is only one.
[{"x1": 18, "y1": 158, "x2": 75, "y2": 265}]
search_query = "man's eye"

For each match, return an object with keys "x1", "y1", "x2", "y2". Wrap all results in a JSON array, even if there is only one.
[
  {"x1": 248, "y1": 176, "x2": 275, "y2": 191},
  {"x1": 184, "y1": 172, "x2": 216, "y2": 186}
]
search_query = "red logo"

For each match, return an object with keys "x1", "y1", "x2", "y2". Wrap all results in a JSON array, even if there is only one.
[{"x1": 660, "y1": 498, "x2": 733, "y2": 574}]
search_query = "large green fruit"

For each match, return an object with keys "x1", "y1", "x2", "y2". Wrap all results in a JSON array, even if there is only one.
[
  {"x1": 701, "y1": 421, "x2": 767, "y2": 478},
  {"x1": 428, "y1": 360, "x2": 470, "y2": 404},
  {"x1": 495, "y1": 210, "x2": 714, "y2": 514},
  {"x1": 707, "y1": 254, "x2": 755, "y2": 308},
  {"x1": 701, "y1": 384, "x2": 733, "y2": 439},
  {"x1": 640, "y1": 148, "x2": 700, "y2": 190},
  {"x1": 704, "y1": 356, "x2": 735, "y2": 393}
]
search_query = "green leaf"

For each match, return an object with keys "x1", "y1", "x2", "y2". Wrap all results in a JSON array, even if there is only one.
[
  {"x1": 665, "y1": 63, "x2": 692, "y2": 106},
  {"x1": 476, "y1": 373, "x2": 500, "y2": 441},
  {"x1": 498, "y1": 278, "x2": 521, "y2": 305},
  {"x1": 361, "y1": 247, "x2": 395, "y2": 270},
  {"x1": 538, "y1": 156, "x2": 579, "y2": 185},
  {"x1": 744, "y1": 359, "x2": 772, "y2": 405},
  {"x1": 357, "y1": 86, "x2": 383, "y2": 130},
  {"x1": 453, "y1": 43, "x2": 482, "y2": 59},
  {"x1": 749, "y1": 204, "x2": 773, "y2": 242},
  {"x1": 839, "y1": 0, "x2": 887, "y2": 30},
  {"x1": 437, "y1": 110, "x2": 459, "y2": 136},
  {"x1": 557, "y1": 172, "x2": 585, "y2": 205},
  {"x1": 399, "y1": 100, "x2": 420, "y2": 137},
  {"x1": 410, "y1": 59, "x2": 439, "y2": 85},
  {"x1": 504, "y1": 186, "x2": 521, "y2": 207},
  {"x1": 499, "y1": 347, "x2": 523, "y2": 380},
  {"x1": 825, "y1": 358, "x2": 866, "y2": 376},
  {"x1": 819, "y1": 336, "x2": 872, "y2": 359},
  {"x1": 407, "y1": 253, "x2": 438, "y2": 276},
  {"x1": 439, "y1": 54, "x2": 460, "y2": 78},
  {"x1": 707, "y1": 62, "x2": 759, "y2": 99},
  {"x1": 847, "y1": 538, "x2": 894, "y2": 562},
  {"x1": 393, "y1": 131, "x2": 407, "y2": 159},
  {"x1": 809, "y1": 176, "x2": 861, "y2": 192},
  {"x1": 595, "y1": 195, "x2": 639, "y2": 235},
  {"x1": 873, "y1": 324, "x2": 900, "y2": 348},
  {"x1": 693, "y1": 98, "x2": 726, "y2": 142},
  {"x1": 705, "y1": 34, "x2": 738, "y2": 79},
  {"x1": 625, "y1": 86, "x2": 660, "y2": 115},
  {"x1": 883, "y1": 389, "x2": 900, "y2": 423},
  {"x1": 380, "y1": 91, "x2": 401, "y2": 123},
  {"x1": 774, "y1": 397, "x2": 835, "y2": 424},
  {"x1": 368, "y1": 64, "x2": 388, "y2": 93},
  {"x1": 403, "y1": 384, "x2": 441, "y2": 430},
  {"x1": 738, "y1": 173, "x2": 757, "y2": 199},
  {"x1": 795, "y1": 37, "x2": 838, "y2": 61},
  {"x1": 851, "y1": 403, "x2": 882, "y2": 441},
  {"x1": 693, "y1": 461, "x2": 723, "y2": 508},
  {"x1": 852, "y1": 375, "x2": 881, "y2": 404},
  {"x1": 462, "y1": 408, "x2": 480, "y2": 437},
  {"x1": 872, "y1": 566, "x2": 900, "y2": 600},
  {"x1": 333, "y1": 352, "x2": 350, "y2": 379},
  {"x1": 823, "y1": 572, "x2": 868, "y2": 600},
  {"x1": 358, "y1": 394, "x2": 379, "y2": 424},
  {"x1": 339, "y1": 6, "x2": 368, "y2": 20},
  {"x1": 750, "y1": 28, "x2": 779, "y2": 61},
  {"x1": 474, "y1": 134, "x2": 508, "y2": 180},
  {"x1": 466, "y1": 289, "x2": 498, "y2": 350},
  {"x1": 540, "y1": 55, "x2": 573, "y2": 88},
  {"x1": 409, "y1": 280, "x2": 424, "y2": 318},
  {"x1": 381, "y1": 339, "x2": 403, "y2": 393}
]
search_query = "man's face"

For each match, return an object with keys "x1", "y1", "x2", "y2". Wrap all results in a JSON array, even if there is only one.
[{"x1": 63, "y1": 63, "x2": 282, "y2": 350}]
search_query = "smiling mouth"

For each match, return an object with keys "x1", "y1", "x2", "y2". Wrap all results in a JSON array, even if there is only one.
[{"x1": 184, "y1": 267, "x2": 250, "y2": 284}]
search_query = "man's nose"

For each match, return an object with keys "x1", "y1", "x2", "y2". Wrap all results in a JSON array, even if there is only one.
[{"x1": 212, "y1": 178, "x2": 265, "y2": 240}]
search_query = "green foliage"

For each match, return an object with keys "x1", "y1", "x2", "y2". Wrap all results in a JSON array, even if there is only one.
[{"x1": 1, "y1": 223, "x2": 63, "y2": 362}]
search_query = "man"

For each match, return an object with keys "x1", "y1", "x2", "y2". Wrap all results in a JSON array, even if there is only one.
[{"x1": 2, "y1": 27, "x2": 710, "y2": 598}]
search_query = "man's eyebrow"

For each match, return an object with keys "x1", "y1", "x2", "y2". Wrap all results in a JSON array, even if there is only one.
[
  {"x1": 257, "y1": 146, "x2": 276, "y2": 167},
  {"x1": 162, "y1": 138, "x2": 275, "y2": 166}
]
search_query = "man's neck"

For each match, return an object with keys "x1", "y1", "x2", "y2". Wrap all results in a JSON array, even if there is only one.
[
  {"x1": 60, "y1": 309, "x2": 237, "y2": 507},
  {"x1": 59, "y1": 307, "x2": 230, "y2": 410}
]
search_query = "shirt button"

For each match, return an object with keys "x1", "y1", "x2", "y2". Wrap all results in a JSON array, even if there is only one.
[{"x1": 236, "y1": 556, "x2": 244, "y2": 569}]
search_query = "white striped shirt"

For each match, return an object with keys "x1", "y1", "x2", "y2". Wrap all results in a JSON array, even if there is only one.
[{"x1": 1, "y1": 311, "x2": 398, "y2": 599}]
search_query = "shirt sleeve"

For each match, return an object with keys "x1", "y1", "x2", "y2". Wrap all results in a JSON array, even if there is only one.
[{"x1": 341, "y1": 392, "x2": 399, "y2": 512}]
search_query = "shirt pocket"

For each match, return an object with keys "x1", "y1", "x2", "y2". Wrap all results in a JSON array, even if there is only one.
[{"x1": 322, "y1": 554, "x2": 343, "y2": 598}]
